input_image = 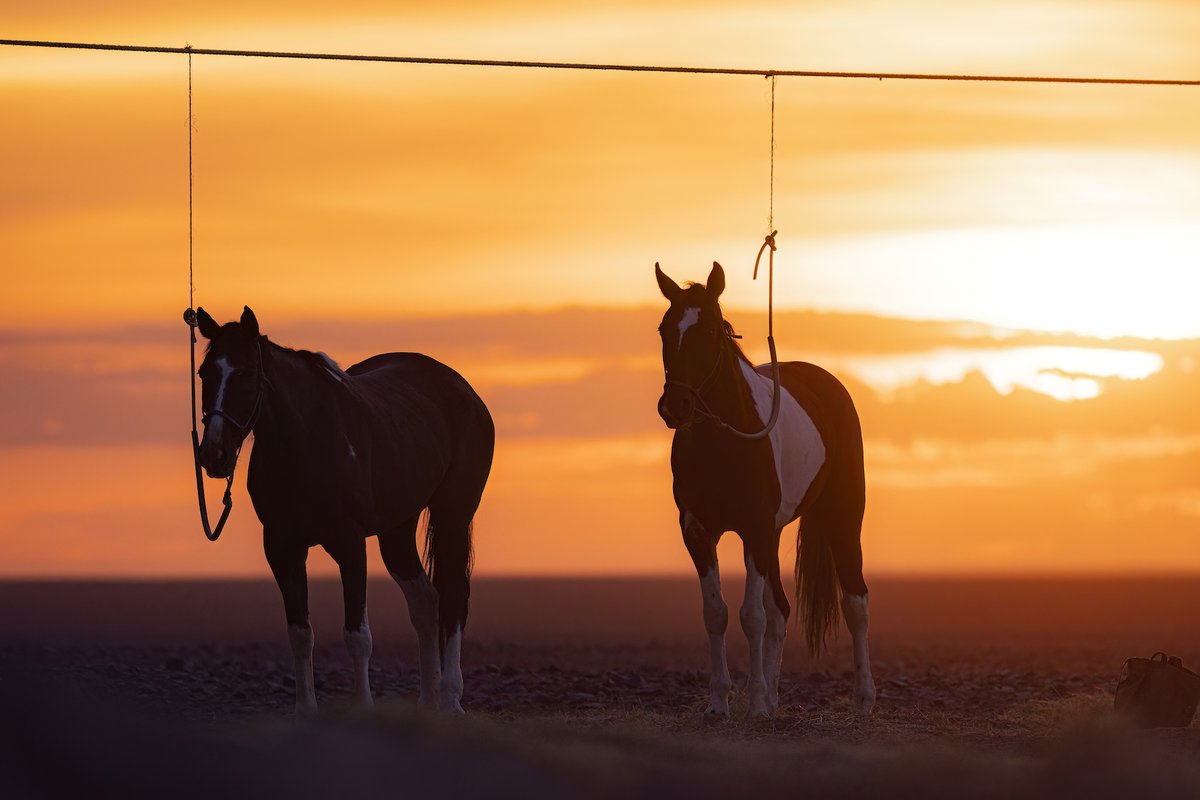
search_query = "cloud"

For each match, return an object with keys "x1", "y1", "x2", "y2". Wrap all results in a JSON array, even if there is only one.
[{"x1": 2, "y1": 309, "x2": 1197, "y2": 447}]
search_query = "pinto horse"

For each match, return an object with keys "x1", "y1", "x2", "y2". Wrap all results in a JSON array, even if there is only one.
[
  {"x1": 655, "y1": 263, "x2": 876, "y2": 718},
  {"x1": 194, "y1": 306, "x2": 494, "y2": 715}
]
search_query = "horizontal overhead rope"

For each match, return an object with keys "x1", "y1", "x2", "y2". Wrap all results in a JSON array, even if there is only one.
[{"x1": 3, "y1": 38, "x2": 1200, "y2": 87}]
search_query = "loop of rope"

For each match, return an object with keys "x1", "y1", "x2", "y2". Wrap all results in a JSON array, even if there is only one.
[{"x1": 183, "y1": 48, "x2": 234, "y2": 542}]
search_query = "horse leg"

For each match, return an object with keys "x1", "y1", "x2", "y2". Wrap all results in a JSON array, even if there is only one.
[
  {"x1": 741, "y1": 532, "x2": 772, "y2": 718},
  {"x1": 264, "y1": 531, "x2": 316, "y2": 717},
  {"x1": 760, "y1": 529, "x2": 790, "y2": 714},
  {"x1": 426, "y1": 491, "x2": 482, "y2": 715},
  {"x1": 681, "y1": 511, "x2": 731, "y2": 718},
  {"x1": 324, "y1": 536, "x2": 372, "y2": 707},
  {"x1": 379, "y1": 515, "x2": 441, "y2": 710},
  {"x1": 831, "y1": 520, "x2": 876, "y2": 715}
]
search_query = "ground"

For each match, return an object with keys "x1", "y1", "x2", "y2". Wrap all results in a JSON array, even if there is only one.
[{"x1": 1, "y1": 577, "x2": 1198, "y2": 798}]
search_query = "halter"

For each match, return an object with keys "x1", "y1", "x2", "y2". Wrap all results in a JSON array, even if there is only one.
[
  {"x1": 201, "y1": 339, "x2": 270, "y2": 435},
  {"x1": 662, "y1": 326, "x2": 775, "y2": 439},
  {"x1": 184, "y1": 307, "x2": 269, "y2": 541},
  {"x1": 661, "y1": 234, "x2": 782, "y2": 441}
]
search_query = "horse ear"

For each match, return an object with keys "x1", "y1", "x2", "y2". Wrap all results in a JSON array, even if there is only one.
[
  {"x1": 655, "y1": 262, "x2": 682, "y2": 302},
  {"x1": 240, "y1": 306, "x2": 260, "y2": 339},
  {"x1": 707, "y1": 262, "x2": 725, "y2": 299},
  {"x1": 196, "y1": 307, "x2": 220, "y2": 340}
]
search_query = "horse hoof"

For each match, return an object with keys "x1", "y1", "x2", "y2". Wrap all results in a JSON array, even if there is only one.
[{"x1": 746, "y1": 699, "x2": 772, "y2": 720}]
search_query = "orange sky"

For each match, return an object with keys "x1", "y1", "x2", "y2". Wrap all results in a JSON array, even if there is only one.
[{"x1": 2, "y1": 1, "x2": 1200, "y2": 577}]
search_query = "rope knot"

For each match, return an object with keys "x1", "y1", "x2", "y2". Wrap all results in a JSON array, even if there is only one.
[{"x1": 752, "y1": 230, "x2": 778, "y2": 280}]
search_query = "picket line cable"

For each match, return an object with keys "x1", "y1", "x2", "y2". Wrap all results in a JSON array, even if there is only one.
[{"x1": 4, "y1": 38, "x2": 1200, "y2": 86}]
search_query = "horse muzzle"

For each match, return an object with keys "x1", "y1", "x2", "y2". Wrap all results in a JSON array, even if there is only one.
[
  {"x1": 658, "y1": 389, "x2": 696, "y2": 431},
  {"x1": 199, "y1": 420, "x2": 238, "y2": 479}
]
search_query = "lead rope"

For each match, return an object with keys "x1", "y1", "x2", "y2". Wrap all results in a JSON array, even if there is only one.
[
  {"x1": 182, "y1": 47, "x2": 233, "y2": 541},
  {"x1": 715, "y1": 73, "x2": 782, "y2": 441}
]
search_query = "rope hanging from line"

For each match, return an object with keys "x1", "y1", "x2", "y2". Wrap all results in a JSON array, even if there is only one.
[
  {"x1": 710, "y1": 75, "x2": 783, "y2": 442},
  {"x1": 182, "y1": 48, "x2": 234, "y2": 542}
]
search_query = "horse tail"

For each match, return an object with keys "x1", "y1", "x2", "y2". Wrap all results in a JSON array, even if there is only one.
[
  {"x1": 422, "y1": 508, "x2": 474, "y2": 649},
  {"x1": 796, "y1": 512, "x2": 841, "y2": 656}
]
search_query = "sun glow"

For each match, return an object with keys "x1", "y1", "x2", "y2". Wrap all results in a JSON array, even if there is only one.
[{"x1": 839, "y1": 346, "x2": 1164, "y2": 402}]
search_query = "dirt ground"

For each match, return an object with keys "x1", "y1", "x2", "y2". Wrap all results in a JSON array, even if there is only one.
[{"x1": 2, "y1": 577, "x2": 1199, "y2": 798}]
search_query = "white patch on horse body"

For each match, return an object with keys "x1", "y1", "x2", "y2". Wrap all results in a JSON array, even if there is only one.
[
  {"x1": 345, "y1": 436, "x2": 357, "y2": 460},
  {"x1": 677, "y1": 307, "x2": 702, "y2": 349},
  {"x1": 318, "y1": 352, "x2": 349, "y2": 384},
  {"x1": 738, "y1": 360, "x2": 826, "y2": 528}
]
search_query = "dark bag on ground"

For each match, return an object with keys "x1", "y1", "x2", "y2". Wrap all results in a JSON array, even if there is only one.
[{"x1": 1114, "y1": 652, "x2": 1200, "y2": 728}]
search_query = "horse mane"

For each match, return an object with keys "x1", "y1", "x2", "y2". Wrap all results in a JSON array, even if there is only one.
[{"x1": 266, "y1": 339, "x2": 353, "y2": 387}]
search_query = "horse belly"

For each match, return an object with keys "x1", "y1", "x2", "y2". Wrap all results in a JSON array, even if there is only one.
[{"x1": 740, "y1": 362, "x2": 826, "y2": 528}]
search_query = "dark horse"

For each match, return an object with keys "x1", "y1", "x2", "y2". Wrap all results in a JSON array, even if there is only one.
[
  {"x1": 195, "y1": 306, "x2": 494, "y2": 715},
  {"x1": 655, "y1": 263, "x2": 875, "y2": 718}
]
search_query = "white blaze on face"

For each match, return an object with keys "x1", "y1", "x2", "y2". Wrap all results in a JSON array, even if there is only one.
[
  {"x1": 677, "y1": 307, "x2": 701, "y2": 349},
  {"x1": 738, "y1": 361, "x2": 826, "y2": 528},
  {"x1": 212, "y1": 355, "x2": 235, "y2": 409}
]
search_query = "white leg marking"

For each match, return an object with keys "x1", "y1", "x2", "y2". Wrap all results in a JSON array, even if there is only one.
[
  {"x1": 288, "y1": 622, "x2": 318, "y2": 717},
  {"x1": 343, "y1": 609, "x2": 373, "y2": 707},
  {"x1": 761, "y1": 574, "x2": 787, "y2": 712},
  {"x1": 699, "y1": 566, "x2": 732, "y2": 717},
  {"x1": 842, "y1": 592, "x2": 877, "y2": 715},
  {"x1": 396, "y1": 574, "x2": 441, "y2": 709},
  {"x1": 740, "y1": 554, "x2": 770, "y2": 718},
  {"x1": 677, "y1": 306, "x2": 701, "y2": 349},
  {"x1": 439, "y1": 627, "x2": 465, "y2": 715}
]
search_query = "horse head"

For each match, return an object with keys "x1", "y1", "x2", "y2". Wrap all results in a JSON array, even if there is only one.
[
  {"x1": 195, "y1": 305, "x2": 266, "y2": 478},
  {"x1": 654, "y1": 261, "x2": 729, "y2": 430}
]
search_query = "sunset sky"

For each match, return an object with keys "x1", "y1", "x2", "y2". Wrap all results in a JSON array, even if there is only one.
[{"x1": 3, "y1": 1, "x2": 1200, "y2": 577}]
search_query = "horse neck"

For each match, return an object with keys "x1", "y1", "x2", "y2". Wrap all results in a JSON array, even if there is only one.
[
  {"x1": 703, "y1": 340, "x2": 760, "y2": 432},
  {"x1": 253, "y1": 341, "x2": 343, "y2": 445}
]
